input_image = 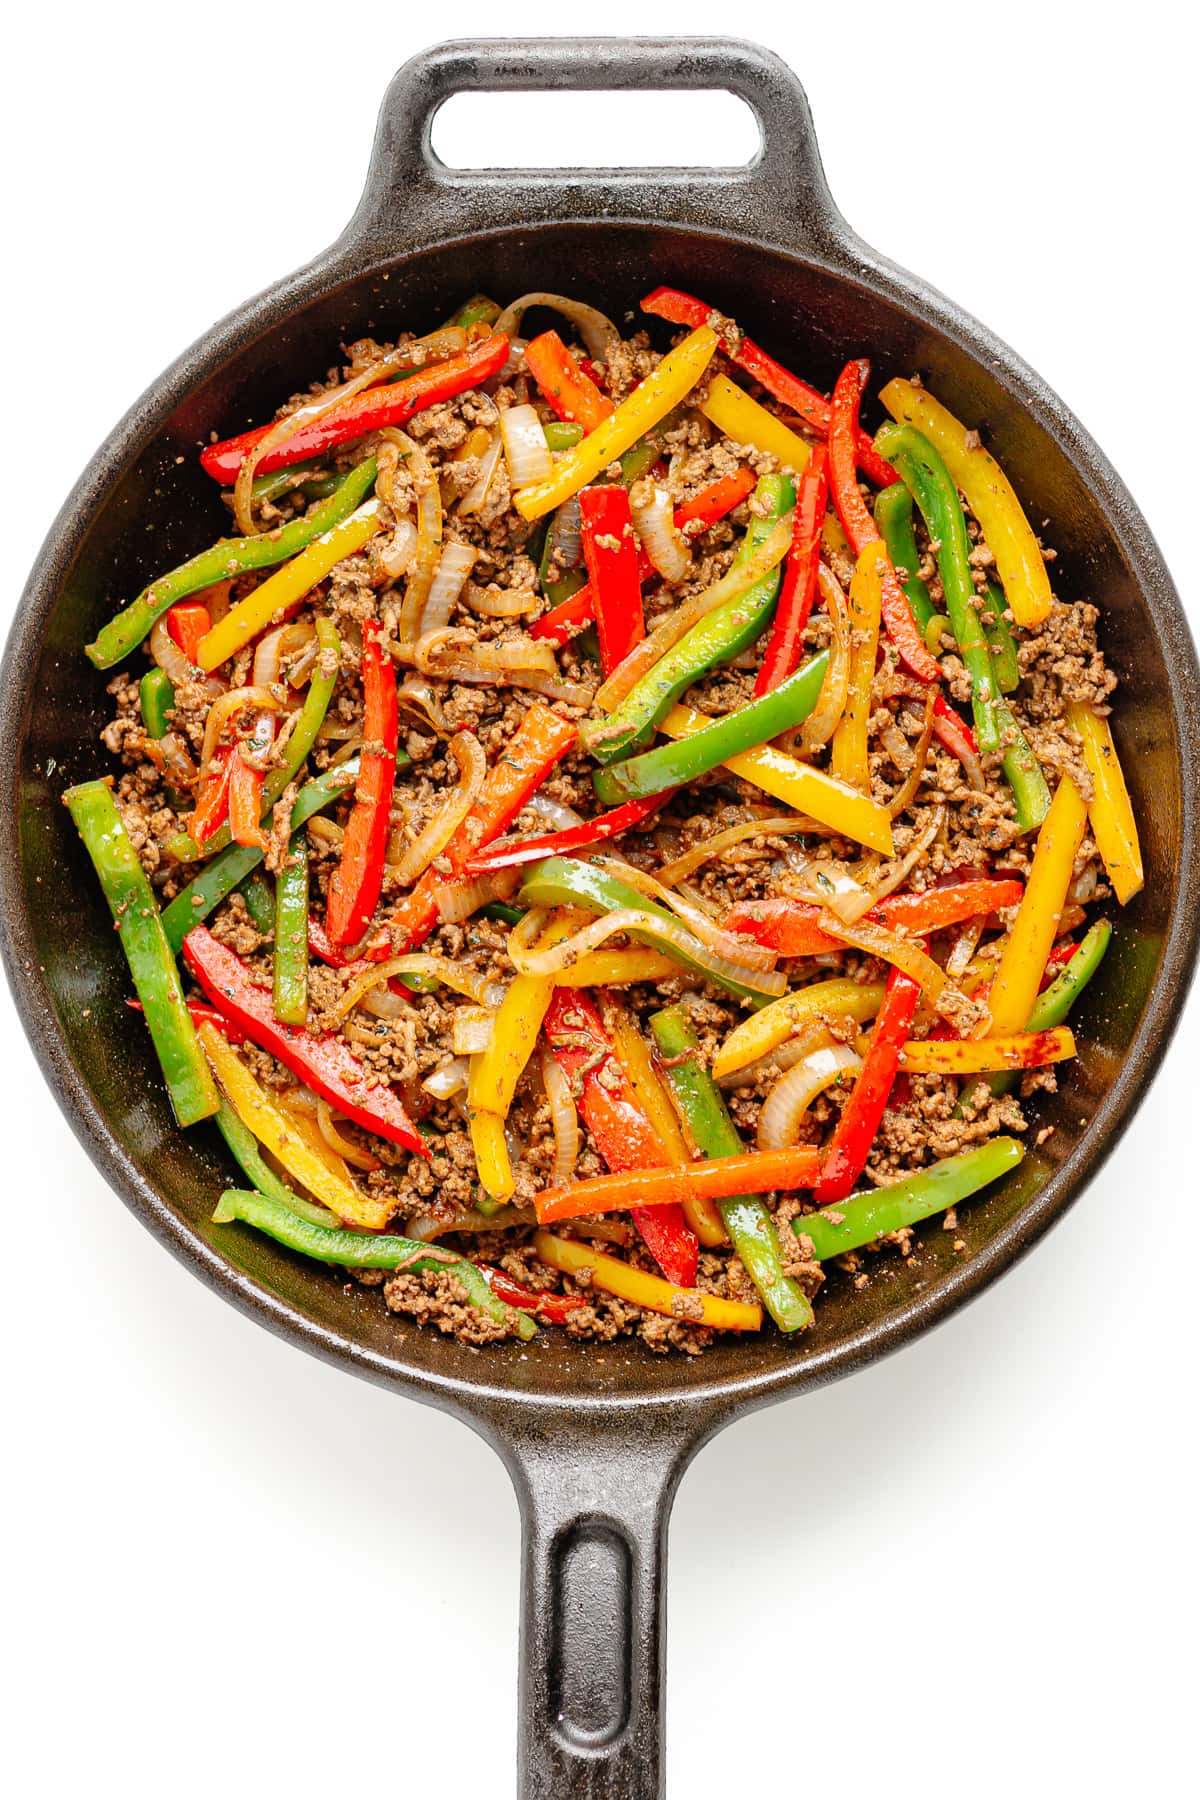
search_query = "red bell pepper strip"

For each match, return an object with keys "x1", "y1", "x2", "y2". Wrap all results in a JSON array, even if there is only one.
[
  {"x1": 189, "y1": 745, "x2": 234, "y2": 844},
  {"x1": 307, "y1": 915, "x2": 390, "y2": 969},
  {"x1": 525, "y1": 330, "x2": 613, "y2": 433},
  {"x1": 674, "y1": 465, "x2": 757, "y2": 533},
  {"x1": 462, "y1": 792, "x2": 669, "y2": 875},
  {"x1": 228, "y1": 751, "x2": 269, "y2": 852},
  {"x1": 932, "y1": 695, "x2": 980, "y2": 766},
  {"x1": 829, "y1": 360, "x2": 941, "y2": 684},
  {"x1": 578, "y1": 485, "x2": 645, "y2": 675},
  {"x1": 754, "y1": 448, "x2": 829, "y2": 695},
  {"x1": 812, "y1": 966, "x2": 921, "y2": 1204},
  {"x1": 725, "y1": 878, "x2": 1025, "y2": 957},
  {"x1": 640, "y1": 286, "x2": 897, "y2": 487},
  {"x1": 476, "y1": 1264, "x2": 588, "y2": 1324},
  {"x1": 199, "y1": 334, "x2": 511, "y2": 483},
  {"x1": 326, "y1": 620, "x2": 399, "y2": 948},
  {"x1": 543, "y1": 988, "x2": 698, "y2": 1287},
  {"x1": 182, "y1": 925, "x2": 425, "y2": 1153},
  {"x1": 386, "y1": 703, "x2": 577, "y2": 952},
  {"x1": 166, "y1": 601, "x2": 211, "y2": 665}
]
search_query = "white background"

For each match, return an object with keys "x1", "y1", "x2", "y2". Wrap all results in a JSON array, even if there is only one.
[{"x1": 3, "y1": 5, "x2": 1196, "y2": 1796}]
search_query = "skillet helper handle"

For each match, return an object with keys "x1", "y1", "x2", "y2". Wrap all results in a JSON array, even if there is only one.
[
  {"x1": 508, "y1": 1423, "x2": 695, "y2": 1800},
  {"x1": 342, "y1": 36, "x2": 845, "y2": 256}
]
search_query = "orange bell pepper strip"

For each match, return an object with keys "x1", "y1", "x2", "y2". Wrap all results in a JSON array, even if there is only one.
[
  {"x1": 227, "y1": 751, "x2": 269, "y2": 853},
  {"x1": 326, "y1": 619, "x2": 399, "y2": 947},
  {"x1": 811, "y1": 967, "x2": 921, "y2": 1205},
  {"x1": 189, "y1": 744, "x2": 234, "y2": 843},
  {"x1": 725, "y1": 878, "x2": 1025, "y2": 958},
  {"x1": 534, "y1": 1145, "x2": 822, "y2": 1225},
  {"x1": 525, "y1": 330, "x2": 613, "y2": 433}
]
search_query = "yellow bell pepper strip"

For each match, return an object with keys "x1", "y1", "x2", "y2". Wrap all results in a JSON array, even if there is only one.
[
  {"x1": 712, "y1": 978, "x2": 888, "y2": 1081},
  {"x1": 195, "y1": 499, "x2": 383, "y2": 671},
  {"x1": 660, "y1": 701, "x2": 895, "y2": 856},
  {"x1": 196, "y1": 1020, "x2": 393, "y2": 1229},
  {"x1": 64, "y1": 779, "x2": 220, "y2": 1129},
  {"x1": 215, "y1": 1189, "x2": 537, "y2": 1340},
  {"x1": 533, "y1": 1230, "x2": 762, "y2": 1332},
  {"x1": 699, "y1": 372, "x2": 812, "y2": 473},
  {"x1": 512, "y1": 325, "x2": 718, "y2": 521},
  {"x1": 830, "y1": 542, "x2": 886, "y2": 791},
  {"x1": 987, "y1": 776, "x2": 1089, "y2": 1034},
  {"x1": 795, "y1": 1138, "x2": 1025, "y2": 1261},
  {"x1": 897, "y1": 1025, "x2": 1076, "y2": 1075},
  {"x1": 552, "y1": 947, "x2": 680, "y2": 987},
  {"x1": 1066, "y1": 701, "x2": 1143, "y2": 903},
  {"x1": 602, "y1": 995, "x2": 725, "y2": 1247},
  {"x1": 534, "y1": 1145, "x2": 821, "y2": 1224},
  {"x1": 986, "y1": 918, "x2": 1111, "y2": 1101},
  {"x1": 878, "y1": 379, "x2": 1053, "y2": 629},
  {"x1": 469, "y1": 1111, "x2": 516, "y2": 1205},
  {"x1": 212, "y1": 1098, "x2": 338, "y2": 1227}
]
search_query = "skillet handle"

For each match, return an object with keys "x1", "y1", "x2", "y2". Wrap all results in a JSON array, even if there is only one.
[
  {"x1": 504, "y1": 1418, "x2": 698, "y2": 1800},
  {"x1": 342, "y1": 36, "x2": 846, "y2": 255}
]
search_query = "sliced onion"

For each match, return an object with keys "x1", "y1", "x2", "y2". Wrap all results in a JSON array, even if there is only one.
[
  {"x1": 548, "y1": 493, "x2": 583, "y2": 569},
  {"x1": 493, "y1": 293, "x2": 618, "y2": 363},
  {"x1": 540, "y1": 1045, "x2": 580, "y2": 1190},
  {"x1": 382, "y1": 430, "x2": 442, "y2": 651},
  {"x1": 945, "y1": 918, "x2": 985, "y2": 980},
  {"x1": 252, "y1": 620, "x2": 316, "y2": 692},
  {"x1": 359, "y1": 986, "x2": 415, "y2": 1021},
  {"x1": 524, "y1": 794, "x2": 586, "y2": 832},
  {"x1": 149, "y1": 615, "x2": 225, "y2": 701},
  {"x1": 818, "y1": 909, "x2": 984, "y2": 1030},
  {"x1": 458, "y1": 429, "x2": 505, "y2": 517},
  {"x1": 435, "y1": 871, "x2": 519, "y2": 923},
  {"x1": 798, "y1": 564, "x2": 852, "y2": 755},
  {"x1": 888, "y1": 690, "x2": 937, "y2": 817},
  {"x1": 390, "y1": 731, "x2": 486, "y2": 884},
  {"x1": 333, "y1": 954, "x2": 503, "y2": 1022},
  {"x1": 397, "y1": 675, "x2": 450, "y2": 737},
  {"x1": 500, "y1": 404, "x2": 553, "y2": 487},
  {"x1": 463, "y1": 583, "x2": 538, "y2": 618},
  {"x1": 326, "y1": 735, "x2": 363, "y2": 769},
  {"x1": 307, "y1": 815, "x2": 343, "y2": 847},
  {"x1": 656, "y1": 816, "x2": 816, "y2": 887},
  {"x1": 141, "y1": 729, "x2": 198, "y2": 789},
  {"x1": 452, "y1": 1006, "x2": 497, "y2": 1055},
  {"x1": 506, "y1": 904, "x2": 787, "y2": 996},
  {"x1": 316, "y1": 1098, "x2": 381, "y2": 1172},
  {"x1": 757, "y1": 1038, "x2": 862, "y2": 1149},
  {"x1": 405, "y1": 1203, "x2": 532, "y2": 1241},
  {"x1": 422, "y1": 1056, "x2": 471, "y2": 1101},
  {"x1": 414, "y1": 627, "x2": 558, "y2": 683},
  {"x1": 504, "y1": 669, "x2": 596, "y2": 707},
  {"x1": 880, "y1": 719, "x2": 913, "y2": 772},
  {"x1": 199, "y1": 685, "x2": 280, "y2": 774},
  {"x1": 379, "y1": 517, "x2": 419, "y2": 581},
  {"x1": 419, "y1": 540, "x2": 479, "y2": 636},
  {"x1": 783, "y1": 854, "x2": 875, "y2": 925},
  {"x1": 589, "y1": 856, "x2": 780, "y2": 972},
  {"x1": 862, "y1": 804, "x2": 947, "y2": 909},
  {"x1": 715, "y1": 1025, "x2": 830, "y2": 1091},
  {"x1": 630, "y1": 478, "x2": 691, "y2": 582}
]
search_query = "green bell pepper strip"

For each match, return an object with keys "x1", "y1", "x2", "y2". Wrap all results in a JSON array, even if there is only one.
[
  {"x1": 592, "y1": 649, "x2": 829, "y2": 805},
  {"x1": 212, "y1": 1100, "x2": 337, "y2": 1227},
  {"x1": 988, "y1": 919, "x2": 1111, "y2": 1098},
  {"x1": 139, "y1": 667, "x2": 174, "y2": 738},
  {"x1": 874, "y1": 481, "x2": 935, "y2": 629},
  {"x1": 981, "y1": 579, "x2": 1020, "y2": 693},
  {"x1": 237, "y1": 870, "x2": 275, "y2": 935},
  {"x1": 251, "y1": 458, "x2": 325, "y2": 505},
  {"x1": 444, "y1": 294, "x2": 502, "y2": 330},
  {"x1": 212, "y1": 1188, "x2": 538, "y2": 1338},
  {"x1": 584, "y1": 472, "x2": 795, "y2": 766},
  {"x1": 994, "y1": 694, "x2": 1051, "y2": 833},
  {"x1": 794, "y1": 1137, "x2": 1025, "y2": 1260},
  {"x1": 479, "y1": 900, "x2": 527, "y2": 927},
  {"x1": 166, "y1": 613, "x2": 342, "y2": 863},
  {"x1": 86, "y1": 457, "x2": 377, "y2": 669},
  {"x1": 649, "y1": 1005, "x2": 813, "y2": 1332},
  {"x1": 517, "y1": 856, "x2": 772, "y2": 1008},
  {"x1": 545, "y1": 421, "x2": 585, "y2": 451},
  {"x1": 273, "y1": 830, "x2": 310, "y2": 1025},
  {"x1": 64, "y1": 779, "x2": 220, "y2": 1127}
]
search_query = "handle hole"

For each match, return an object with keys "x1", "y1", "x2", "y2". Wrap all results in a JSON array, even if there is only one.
[{"x1": 430, "y1": 89, "x2": 761, "y2": 171}]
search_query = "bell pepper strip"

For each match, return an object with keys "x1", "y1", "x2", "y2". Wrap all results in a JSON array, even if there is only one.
[
  {"x1": 724, "y1": 878, "x2": 1025, "y2": 958},
  {"x1": 444, "y1": 293, "x2": 502, "y2": 330},
  {"x1": 813, "y1": 969, "x2": 920, "y2": 1207},
  {"x1": 525, "y1": 330, "x2": 613, "y2": 432},
  {"x1": 878, "y1": 379, "x2": 1053, "y2": 630},
  {"x1": 987, "y1": 776, "x2": 1089, "y2": 1035},
  {"x1": 462, "y1": 793, "x2": 668, "y2": 876},
  {"x1": 981, "y1": 581, "x2": 1020, "y2": 693},
  {"x1": 544, "y1": 421, "x2": 585, "y2": 452},
  {"x1": 931, "y1": 695, "x2": 979, "y2": 768},
  {"x1": 712, "y1": 978, "x2": 888, "y2": 1081},
  {"x1": 640, "y1": 286, "x2": 895, "y2": 485},
  {"x1": 988, "y1": 919, "x2": 1111, "y2": 1098},
  {"x1": 212, "y1": 1098, "x2": 338, "y2": 1228},
  {"x1": 227, "y1": 750, "x2": 269, "y2": 853},
  {"x1": 534, "y1": 1230, "x2": 761, "y2": 1331},
  {"x1": 533, "y1": 1145, "x2": 822, "y2": 1225},
  {"x1": 585, "y1": 473, "x2": 794, "y2": 765},
  {"x1": 213, "y1": 1186, "x2": 536, "y2": 1338},
  {"x1": 650, "y1": 1004, "x2": 813, "y2": 1331},
  {"x1": 182, "y1": 925, "x2": 425, "y2": 1153},
  {"x1": 898, "y1": 1026, "x2": 1076, "y2": 1075},
  {"x1": 997, "y1": 704, "x2": 1052, "y2": 835},
  {"x1": 237, "y1": 869, "x2": 276, "y2": 936},
  {"x1": 475, "y1": 1264, "x2": 587, "y2": 1325},
  {"x1": 513, "y1": 325, "x2": 718, "y2": 521},
  {"x1": 601, "y1": 995, "x2": 724, "y2": 1247},
  {"x1": 542, "y1": 989, "x2": 698, "y2": 1287},
  {"x1": 470, "y1": 1110, "x2": 515, "y2": 1205},
  {"x1": 63, "y1": 780, "x2": 220, "y2": 1128},
  {"x1": 189, "y1": 745, "x2": 234, "y2": 844},
  {"x1": 658, "y1": 700, "x2": 895, "y2": 856},
  {"x1": 1065, "y1": 702, "x2": 1143, "y2": 903},
  {"x1": 552, "y1": 947, "x2": 681, "y2": 987},
  {"x1": 795, "y1": 1137, "x2": 1026, "y2": 1261},
  {"x1": 828, "y1": 362, "x2": 941, "y2": 684},
  {"x1": 86, "y1": 458, "x2": 376, "y2": 669},
  {"x1": 273, "y1": 831, "x2": 309, "y2": 1025},
  {"x1": 593, "y1": 651, "x2": 829, "y2": 807},
  {"x1": 579, "y1": 485, "x2": 645, "y2": 673},
  {"x1": 325, "y1": 620, "x2": 398, "y2": 946},
  {"x1": 196, "y1": 499, "x2": 383, "y2": 673},
  {"x1": 699, "y1": 373, "x2": 811, "y2": 474},
  {"x1": 165, "y1": 600, "x2": 211, "y2": 665},
  {"x1": 199, "y1": 335, "x2": 510, "y2": 484},
  {"x1": 874, "y1": 481, "x2": 935, "y2": 629},
  {"x1": 140, "y1": 666, "x2": 175, "y2": 738},
  {"x1": 385, "y1": 703, "x2": 577, "y2": 952},
  {"x1": 830, "y1": 542, "x2": 885, "y2": 790},
  {"x1": 755, "y1": 450, "x2": 828, "y2": 694}
]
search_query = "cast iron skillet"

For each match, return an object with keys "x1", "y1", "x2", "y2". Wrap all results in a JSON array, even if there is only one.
[{"x1": 2, "y1": 37, "x2": 1198, "y2": 1800}]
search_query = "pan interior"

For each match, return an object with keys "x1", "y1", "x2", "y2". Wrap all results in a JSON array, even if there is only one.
[{"x1": 11, "y1": 222, "x2": 1185, "y2": 1409}]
